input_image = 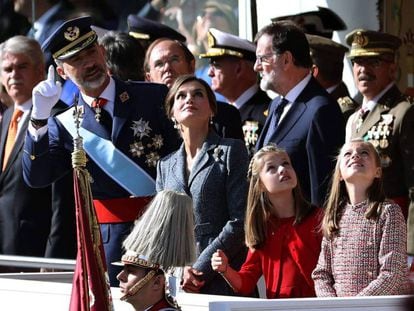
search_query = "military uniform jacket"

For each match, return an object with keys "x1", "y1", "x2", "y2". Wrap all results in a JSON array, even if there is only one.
[
  {"x1": 345, "y1": 85, "x2": 414, "y2": 254},
  {"x1": 156, "y1": 131, "x2": 249, "y2": 296},
  {"x1": 346, "y1": 85, "x2": 414, "y2": 200},
  {"x1": 332, "y1": 81, "x2": 358, "y2": 122},
  {"x1": 239, "y1": 89, "x2": 271, "y2": 155},
  {"x1": 22, "y1": 78, "x2": 179, "y2": 200}
]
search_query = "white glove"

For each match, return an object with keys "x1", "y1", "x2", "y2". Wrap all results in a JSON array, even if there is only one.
[{"x1": 31, "y1": 65, "x2": 62, "y2": 119}]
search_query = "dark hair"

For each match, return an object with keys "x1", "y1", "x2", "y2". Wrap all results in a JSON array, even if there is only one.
[
  {"x1": 310, "y1": 49, "x2": 343, "y2": 83},
  {"x1": 144, "y1": 38, "x2": 195, "y2": 73},
  {"x1": 164, "y1": 75, "x2": 217, "y2": 118},
  {"x1": 255, "y1": 21, "x2": 312, "y2": 68},
  {"x1": 100, "y1": 31, "x2": 145, "y2": 81}
]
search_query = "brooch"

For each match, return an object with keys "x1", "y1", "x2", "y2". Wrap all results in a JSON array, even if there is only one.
[{"x1": 213, "y1": 147, "x2": 223, "y2": 162}]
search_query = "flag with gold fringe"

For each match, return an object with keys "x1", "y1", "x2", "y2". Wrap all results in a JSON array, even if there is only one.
[{"x1": 69, "y1": 103, "x2": 113, "y2": 311}]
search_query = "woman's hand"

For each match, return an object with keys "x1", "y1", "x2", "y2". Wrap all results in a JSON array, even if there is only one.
[{"x1": 181, "y1": 266, "x2": 205, "y2": 293}]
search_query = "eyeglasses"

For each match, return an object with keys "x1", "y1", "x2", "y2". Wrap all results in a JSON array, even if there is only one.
[
  {"x1": 255, "y1": 53, "x2": 276, "y2": 65},
  {"x1": 351, "y1": 57, "x2": 393, "y2": 68}
]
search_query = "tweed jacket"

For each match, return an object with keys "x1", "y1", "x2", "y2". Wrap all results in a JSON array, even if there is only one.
[
  {"x1": 156, "y1": 131, "x2": 249, "y2": 295},
  {"x1": 256, "y1": 77, "x2": 345, "y2": 206},
  {"x1": 345, "y1": 85, "x2": 414, "y2": 253},
  {"x1": 312, "y1": 201, "x2": 411, "y2": 297}
]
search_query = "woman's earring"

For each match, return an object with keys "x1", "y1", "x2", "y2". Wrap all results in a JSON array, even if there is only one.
[
  {"x1": 172, "y1": 118, "x2": 179, "y2": 129},
  {"x1": 210, "y1": 116, "x2": 214, "y2": 125}
]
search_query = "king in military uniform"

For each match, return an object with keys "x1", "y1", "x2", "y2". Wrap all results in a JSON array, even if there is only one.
[
  {"x1": 344, "y1": 29, "x2": 414, "y2": 257},
  {"x1": 22, "y1": 16, "x2": 179, "y2": 286}
]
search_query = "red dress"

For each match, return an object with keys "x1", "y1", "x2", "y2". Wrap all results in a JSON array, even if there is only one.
[{"x1": 237, "y1": 208, "x2": 322, "y2": 298}]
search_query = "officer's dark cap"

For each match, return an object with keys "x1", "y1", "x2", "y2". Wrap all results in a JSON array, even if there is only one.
[
  {"x1": 272, "y1": 6, "x2": 346, "y2": 39},
  {"x1": 345, "y1": 29, "x2": 401, "y2": 59},
  {"x1": 127, "y1": 15, "x2": 186, "y2": 43},
  {"x1": 42, "y1": 16, "x2": 97, "y2": 60},
  {"x1": 307, "y1": 34, "x2": 348, "y2": 62}
]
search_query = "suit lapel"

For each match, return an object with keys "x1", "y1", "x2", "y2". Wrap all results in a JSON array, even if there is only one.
[
  {"x1": 112, "y1": 80, "x2": 133, "y2": 144},
  {"x1": 80, "y1": 96, "x2": 111, "y2": 140},
  {"x1": 354, "y1": 85, "x2": 400, "y2": 137},
  {"x1": 272, "y1": 100, "x2": 306, "y2": 143},
  {"x1": 257, "y1": 97, "x2": 278, "y2": 148},
  {"x1": 188, "y1": 133, "x2": 220, "y2": 188},
  {"x1": 170, "y1": 144, "x2": 190, "y2": 192},
  {"x1": 357, "y1": 104, "x2": 388, "y2": 136},
  {"x1": 0, "y1": 109, "x2": 12, "y2": 172},
  {"x1": 1, "y1": 110, "x2": 29, "y2": 173}
]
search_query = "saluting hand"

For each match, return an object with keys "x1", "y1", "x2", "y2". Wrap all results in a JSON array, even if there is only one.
[{"x1": 32, "y1": 65, "x2": 62, "y2": 120}]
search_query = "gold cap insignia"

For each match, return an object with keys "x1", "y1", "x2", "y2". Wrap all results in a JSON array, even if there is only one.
[
  {"x1": 353, "y1": 31, "x2": 368, "y2": 48},
  {"x1": 207, "y1": 31, "x2": 216, "y2": 48},
  {"x1": 119, "y1": 91, "x2": 130, "y2": 102},
  {"x1": 64, "y1": 26, "x2": 80, "y2": 41}
]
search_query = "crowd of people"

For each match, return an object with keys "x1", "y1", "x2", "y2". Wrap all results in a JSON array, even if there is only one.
[{"x1": 0, "y1": 1, "x2": 413, "y2": 310}]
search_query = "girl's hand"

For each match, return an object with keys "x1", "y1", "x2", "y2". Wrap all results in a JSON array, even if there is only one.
[{"x1": 211, "y1": 249, "x2": 228, "y2": 274}]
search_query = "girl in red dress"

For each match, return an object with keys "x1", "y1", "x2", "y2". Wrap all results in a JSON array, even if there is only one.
[{"x1": 211, "y1": 145, "x2": 322, "y2": 298}]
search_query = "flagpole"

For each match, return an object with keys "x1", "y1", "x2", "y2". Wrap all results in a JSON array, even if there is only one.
[{"x1": 69, "y1": 97, "x2": 113, "y2": 311}]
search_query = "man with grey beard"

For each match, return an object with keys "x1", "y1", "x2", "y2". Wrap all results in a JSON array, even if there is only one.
[
  {"x1": 22, "y1": 16, "x2": 179, "y2": 286},
  {"x1": 254, "y1": 21, "x2": 344, "y2": 207}
]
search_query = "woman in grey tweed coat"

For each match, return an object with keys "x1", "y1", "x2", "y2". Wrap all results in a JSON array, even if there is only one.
[{"x1": 156, "y1": 75, "x2": 249, "y2": 296}]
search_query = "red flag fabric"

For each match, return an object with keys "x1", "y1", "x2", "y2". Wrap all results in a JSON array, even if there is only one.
[{"x1": 69, "y1": 169, "x2": 113, "y2": 311}]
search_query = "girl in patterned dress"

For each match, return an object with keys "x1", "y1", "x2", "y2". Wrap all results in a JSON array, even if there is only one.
[
  {"x1": 312, "y1": 138, "x2": 411, "y2": 296},
  {"x1": 211, "y1": 145, "x2": 322, "y2": 298}
]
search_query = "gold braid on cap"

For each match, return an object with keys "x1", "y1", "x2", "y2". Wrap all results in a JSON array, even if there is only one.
[
  {"x1": 128, "y1": 31, "x2": 150, "y2": 40},
  {"x1": 200, "y1": 47, "x2": 243, "y2": 58},
  {"x1": 53, "y1": 30, "x2": 96, "y2": 59}
]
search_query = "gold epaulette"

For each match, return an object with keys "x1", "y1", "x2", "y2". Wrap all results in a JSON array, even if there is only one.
[{"x1": 337, "y1": 96, "x2": 358, "y2": 111}]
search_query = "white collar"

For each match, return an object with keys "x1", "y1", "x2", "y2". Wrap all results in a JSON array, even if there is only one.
[
  {"x1": 233, "y1": 84, "x2": 259, "y2": 109},
  {"x1": 362, "y1": 82, "x2": 394, "y2": 111},
  {"x1": 81, "y1": 77, "x2": 115, "y2": 107},
  {"x1": 284, "y1": 73, "x2": 312, "y2": 103}
]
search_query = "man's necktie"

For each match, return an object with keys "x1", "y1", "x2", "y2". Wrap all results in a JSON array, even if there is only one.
[
  {"x1": 91, "y1": 97, "x2": 108, "y2": 123},
  {"x1": 92, "y1": 98, "x2": 112, "y2": 133},
  {"x1": 2, "y1": 109, "x2": 23, "y2": 171},
  {"x1": 263, "y1": 97, "x2": 289, "y2": 145},
  {"x1": 356, "y1": 107, "x2": 369, "y2": 132}
]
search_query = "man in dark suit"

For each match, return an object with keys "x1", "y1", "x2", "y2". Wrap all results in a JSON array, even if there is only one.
[
  {"x1": 144, "y1": 36, "x2": 244, "y2": 140},
  {"x1": 344, "y1": 29, "x2": 414, "y2": 260},
  {"x1": 22, "y1": 16, "x2": 179, "y2": 285},
  {"x1": 199, "y1": 28, "x2": 271, "y2": 156},
  {"x1": 307, "y1": 34, "x2": 358, "y2": 122},
  {"x1": 255, "y1": 21, "x2": 345, "y2": 207},
  {"x1": 0, "y1": 35, "x2": 76, "y2": 263}
]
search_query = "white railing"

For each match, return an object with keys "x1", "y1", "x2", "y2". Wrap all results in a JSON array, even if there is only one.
[
  {"x1": 0, "y1": 272, "x2": 412, "y2": 311},
  {"x1": 0, "y1": 255, "x2": 75, "y2": 270}
]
